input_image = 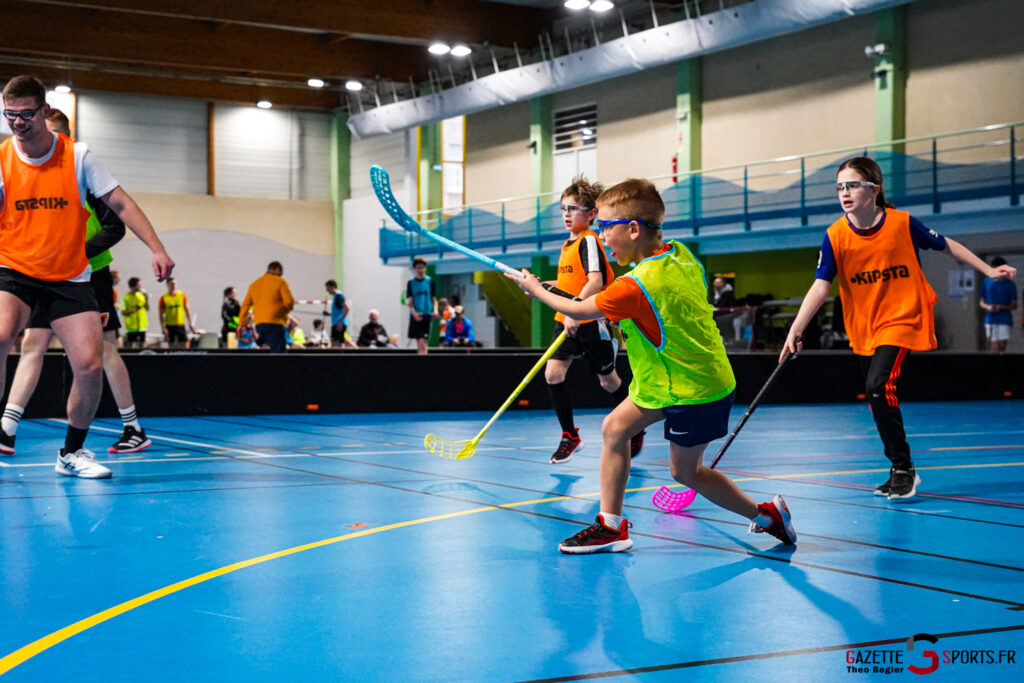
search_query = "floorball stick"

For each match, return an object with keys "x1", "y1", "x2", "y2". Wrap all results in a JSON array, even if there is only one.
[
  {"x1": 424, "y1": 331, "x2": 568, "y2": 459},
  {"x1": 653, "y1": 348, "x2": 796, "y2": 512}
]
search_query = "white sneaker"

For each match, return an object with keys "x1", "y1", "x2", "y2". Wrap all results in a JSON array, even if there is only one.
[{"x1": 55, "y1": 448, "x2": 112, "y2": 479}]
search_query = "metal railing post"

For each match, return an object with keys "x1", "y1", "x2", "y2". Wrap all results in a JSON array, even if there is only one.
[
  {"x1": 689, "y1": 174, "x2": 699, "y2": 235},
  {"x1": 743, "y1": 165, "x2": 750, "y2": 231},
  {"x1": 501, "y1": 202, "x2": 508, "y2": 253},
  {"x1": 535, "y1": 196, "x2": 542, "y2": 248},
  {"x1": 800, "y1": 157, "x2": 807, "y2": 225},
  {"x1": 1011, "y1": 125, "x2": 1019, "y2": 206},
  {"x1": 932, "y1": 138, "x2": 940, "y2": 214},
  {"x1": 466, "y1": 207, "x2": 473, "y2": 246}
]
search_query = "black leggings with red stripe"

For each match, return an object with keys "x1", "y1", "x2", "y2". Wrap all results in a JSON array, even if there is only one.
[{"x1": 862, "y1": 345, "x2": 913, "y2": 470}]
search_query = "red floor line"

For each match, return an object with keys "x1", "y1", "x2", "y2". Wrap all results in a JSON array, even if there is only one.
[{"x1": 718, "y1": 468, "x2": 1024, "y2": 508}]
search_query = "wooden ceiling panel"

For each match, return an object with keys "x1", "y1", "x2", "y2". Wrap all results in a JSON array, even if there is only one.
[
  {"x1": 21, "y1": 0, "x2": 553, "y2": 47},
  {"x1": 0, "y1": 62, "x2": 341, "y2": 110},
  {"x1": 2, "y1": 1, "x2": 560, "y2": 111},
  {"x1": 0, "y1": 4, "x2": 427, "y2": 81}
]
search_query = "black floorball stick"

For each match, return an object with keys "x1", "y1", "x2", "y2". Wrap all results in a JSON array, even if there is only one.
[{"x1": 653, "y1": 346, "x2": 797, "y2": 512}]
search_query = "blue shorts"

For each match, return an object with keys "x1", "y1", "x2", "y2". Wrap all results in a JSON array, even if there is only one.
[{"x1": 662, "y1": 391, "x2": 735, "y2": 447}]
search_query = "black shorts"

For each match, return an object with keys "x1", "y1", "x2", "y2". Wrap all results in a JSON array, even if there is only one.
[
  {"x1": 125, "y1": 331, "x2": 146, "y2": 346},
  {"x1": 165, "y1": 325, "x2": 188, "y2": 343},
  {"x1": 408, "y1": 314, "x2": 432, "y2": 340},
  {"x1": 0, "y1": 267, "x2": 98, "y2": 325},
  {"x1": 330, "y1": 321, "x2": 347, "y2": 343},
  {"x1": 26, "y1": 266, "x2": 119, "y2": 332},
  {"x1": 550, "y1": 320, "x2": 618, "y2": 375}
]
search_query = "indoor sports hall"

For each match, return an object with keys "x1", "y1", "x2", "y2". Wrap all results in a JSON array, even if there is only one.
[{"x1": 1, "y1": 1, "x2": 1022, "y2": 681}]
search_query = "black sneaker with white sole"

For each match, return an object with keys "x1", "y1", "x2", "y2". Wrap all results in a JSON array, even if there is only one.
[
  {"x1": 874, "y1": 468, "x2": 895, "y2": 497},
  {"x1": 109, "y1": 425, "x2": 152, "y2": 454},
  {"x1": 559, "y1": 515, "x2": 633, "y2": 554},
  {"x1": 551, "y1": 431, "x2": 582, "y2": 464},
  {"x1": 887, "y1": 469, "x2": 921, "y2": 501},
  {"x1": 0, "y1": 427, "x2": 14, "y2": 455}
]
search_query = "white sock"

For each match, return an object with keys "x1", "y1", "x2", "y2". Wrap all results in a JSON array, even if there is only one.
[
  {"x1": 119, "y1": 405, "x2": 141, "y2": 430},
  {"x1": 753, "y1": 511, "x2": 772, "y2": 528},
  {"x1": 2, "y1": 404, "x2": 25, "y2": 436},
  {"x1": 599, "y1": 512, "x2": 623, "y2": 529}
]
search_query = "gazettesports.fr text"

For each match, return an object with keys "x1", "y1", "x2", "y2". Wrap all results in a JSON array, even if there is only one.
[{"x1": 846, "y1": 648, "x2": 1016, "y2": 671}]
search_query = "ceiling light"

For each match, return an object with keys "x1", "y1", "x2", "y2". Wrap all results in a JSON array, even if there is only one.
[
  {"x1": 256, "y1": 100, "x2": 272, "y2": 109},
  {"x1": 307, "y1": 78, "x2": 326, "y2": 88},
  {"x1": 589, "y1": 0, "x2": 614, "y2": 12},
  {"x1": 345, "y1": 80, "x2": 363, "y2": 91},
  {"x1": 428, "y1": 42, "x2": 451, "y2": 55},
  {"x1": 54, "y1": 84, "x2": 72, "y2": 94},
  {"x1": 565, "y1": 0, "x2": 591, "y2": 9},
  {"x1": 450, "y1": 44, "x2": 472, "y2": 57}
]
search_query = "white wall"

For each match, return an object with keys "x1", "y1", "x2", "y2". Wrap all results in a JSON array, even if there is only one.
[{"x1": 341, "y1": 130, "x2": 416, "y2": 347}]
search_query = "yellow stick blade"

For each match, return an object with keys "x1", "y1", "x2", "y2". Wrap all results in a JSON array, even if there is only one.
[{"x1": 424, "y1": 434, "x2": 477, "y2": 459}]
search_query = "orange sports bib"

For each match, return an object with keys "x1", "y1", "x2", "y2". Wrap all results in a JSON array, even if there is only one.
[
  {"x1": 827, "y1": 209, "x2": 938, "y2": 355},
  {"x1": 0, "y1": 134, "x2": 91, "y2": 281}
]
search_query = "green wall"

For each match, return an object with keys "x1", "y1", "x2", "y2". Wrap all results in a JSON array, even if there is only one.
[{"x1": 702, "y1": 247, "x2": 837, "y2": 300}]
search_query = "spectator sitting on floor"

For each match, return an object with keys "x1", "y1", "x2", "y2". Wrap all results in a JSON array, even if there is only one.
[
  {"x1": 286, "y1": 315, "x2": 306, "y2": 349},
  {"x1": 307, "y1": 318, "x2": 329, "y2": 347},
  {"x1": 236, "y1": 311, "x2": 258, "y2": 349},
  {"x1": 444, "y1": 306, "x2": 480, "y2": 347},
  {"x1": 438, "y1": 297, "x2": 455, "y2": 337},
  {"x1": 357, "y1": 309, "x2": 391, "y2": 348}
]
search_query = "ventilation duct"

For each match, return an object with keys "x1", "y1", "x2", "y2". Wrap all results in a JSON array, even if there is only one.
[{"x1": 347, "y1": 0, "x2": 917, "y2": 139}]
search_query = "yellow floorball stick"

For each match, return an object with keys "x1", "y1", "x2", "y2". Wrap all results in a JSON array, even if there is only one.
[{"x1": 425, "y1": 331, "x2": 568, "y2": 459}]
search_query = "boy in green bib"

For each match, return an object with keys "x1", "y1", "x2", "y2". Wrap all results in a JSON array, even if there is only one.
[{"x1": 508, "y1": 178, "x2": 796, "y2": 553}]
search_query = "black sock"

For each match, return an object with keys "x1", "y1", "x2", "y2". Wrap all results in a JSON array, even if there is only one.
[
  {"x1": 547, "y1": 381, "x2": 575, "y2": 435},
  {"x1": 64, "y1": 426, "x2": 89, "y2": 454}
]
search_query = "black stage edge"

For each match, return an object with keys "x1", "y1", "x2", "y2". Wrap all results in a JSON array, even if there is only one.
[{"x1": 10, "y1": 349, "x2": 1023, "y2": 419}]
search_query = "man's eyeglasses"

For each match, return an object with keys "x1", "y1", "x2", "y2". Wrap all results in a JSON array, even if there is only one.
[
  {"x1": 836, "y1": 180, "x2": 878, "y2": 193},
  {"x1": 560, "y1": 203, "x2": 591, "y2": 214},
  {"x1": 597, "y1": 218, "x2": 662, "y2": 231},
  {"x1": 2, "y1": 106, "x2": 43, "y2": 122}
]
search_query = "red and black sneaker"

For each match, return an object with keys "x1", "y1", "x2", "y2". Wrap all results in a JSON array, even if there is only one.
[
  {"x1": 748, "y1": 494, "x2": 797, "y2": 545},
  {"x1": 0, "y1": 427, "x2": 15, "y2": 455},
  {"x1": 559, "y1": 514, "x2": 634, "y2": 554},
  {"x1": 629, "y1": 429, "x2": 646, "y2": 459},
  {"x1": 550, "y1": 430, "x2": 583, "y2": 464}
]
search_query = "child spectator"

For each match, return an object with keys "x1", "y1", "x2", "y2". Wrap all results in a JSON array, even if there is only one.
[{"x1": 406, "y1": 257, "x2": 438, "y2": 355}]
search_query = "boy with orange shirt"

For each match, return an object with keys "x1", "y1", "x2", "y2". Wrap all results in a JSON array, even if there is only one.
[
  {"x1": 509, "y1": 178, "x2": 795, "y2": 553},
  {"x1": 544, "y1": 175, "x2": 644, "y2": 464}
]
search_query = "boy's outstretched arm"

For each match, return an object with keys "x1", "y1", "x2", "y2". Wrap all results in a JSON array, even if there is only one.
[
  {"x1": 506, "y1": 269, "x2": 602, "y2": 321},
  {"x1": 945, "y1": 238, "x2": 1017, "y2": 280}
]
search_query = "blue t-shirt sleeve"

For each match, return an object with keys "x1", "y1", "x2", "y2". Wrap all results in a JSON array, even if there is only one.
[
  {"x1": 909, "y1": 216, "x2": 947, "y2": 251},
  {"x1": 813, "y1": 234, "x2": 838, "y2": 282}
]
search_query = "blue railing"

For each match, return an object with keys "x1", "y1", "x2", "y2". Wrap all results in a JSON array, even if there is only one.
[{"x1": 380, "y1": 122, "x2": 1023, "y2": 262}]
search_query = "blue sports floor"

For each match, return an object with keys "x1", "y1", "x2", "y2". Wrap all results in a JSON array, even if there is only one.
[{"x1": 1, "y1": 401, "x2": 1023, "y2": 681}]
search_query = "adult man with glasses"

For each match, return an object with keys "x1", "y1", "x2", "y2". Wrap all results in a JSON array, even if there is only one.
[{"x1": 0, "y1": 75, "x2": 174, "y2": 478}]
